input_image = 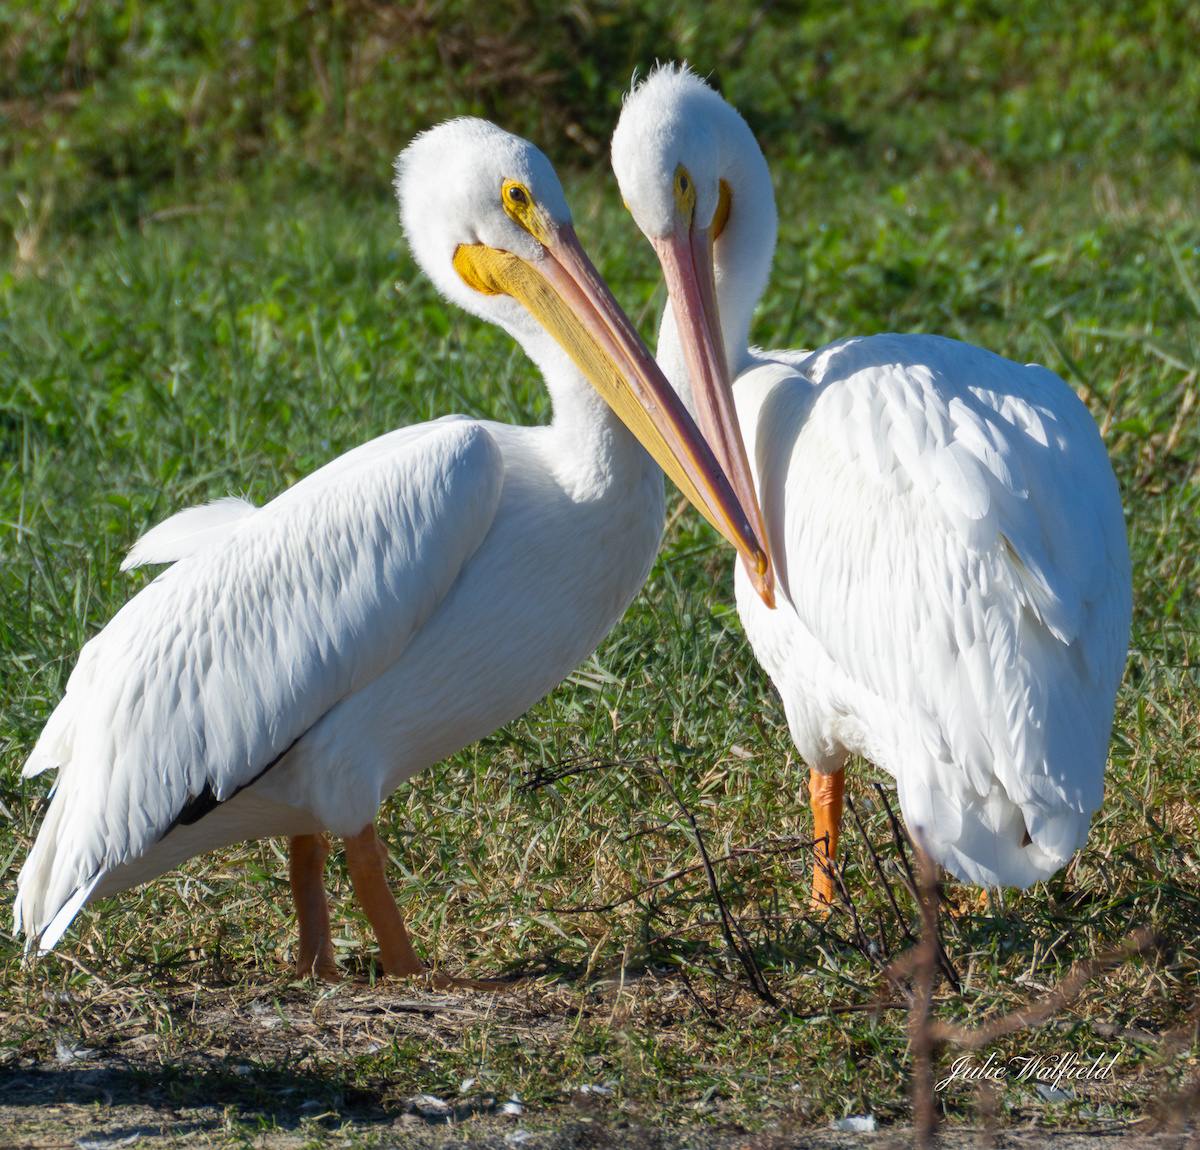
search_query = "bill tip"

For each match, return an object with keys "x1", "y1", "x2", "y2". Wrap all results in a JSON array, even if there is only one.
[{"x1": 748, "y1": 552, "x2": 776, "y2": 609}]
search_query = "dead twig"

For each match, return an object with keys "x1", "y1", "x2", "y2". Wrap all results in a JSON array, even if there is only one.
[
  {"x1": 646, "y1": 759, "x2": 780, "y2": 1009},
  {"x1": 544, "y1": 836, "x2": 810, "y2": 916},
  {"x1": 519, "y1": 755, "x2": 622, "y2": 790},
  {"x1": 930, "y1": 927, "x2": 1162, "y2": 1049},
  {"x1": 847, "y1": 793, "x2": 917, "y2": 946},
  {"x1": 674, "y1": 961, "x2": 726, "y2": 1030},
  {"x1": 872, "y1": 787, "x2": 962, "y2": 993},
  {"x1": 908, "y1": 838, "x2": 940, "y2": 1149}
]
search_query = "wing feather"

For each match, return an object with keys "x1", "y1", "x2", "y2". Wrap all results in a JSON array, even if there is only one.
[
  {"x1": 121, "y1": 496, "x2": 258, "y2": 570},
  {"x1": 16, "y1": 417, "x2": 504, "y2": 942},
  {"x1": 739, "y1": 334, "x2": 1131, "y2": 888}
]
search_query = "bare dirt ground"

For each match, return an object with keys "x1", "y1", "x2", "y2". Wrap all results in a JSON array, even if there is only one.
[{"x1": 0, "y1": 979, "x2": 1192, "y2": 1150}]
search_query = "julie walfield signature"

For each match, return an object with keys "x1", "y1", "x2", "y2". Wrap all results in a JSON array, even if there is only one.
[{"x1": 935, "y1": 1052, "x2": 1121, "y2": 1093}]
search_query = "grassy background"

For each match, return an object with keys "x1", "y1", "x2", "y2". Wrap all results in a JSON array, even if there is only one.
[{"x1": 2, "y1": 0, "x2": 1200, "y2": 1137}]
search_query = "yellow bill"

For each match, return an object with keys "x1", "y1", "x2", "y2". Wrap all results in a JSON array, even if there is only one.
[{"x1": 453, "y1": 219, "x2": 774, "y2": 606}]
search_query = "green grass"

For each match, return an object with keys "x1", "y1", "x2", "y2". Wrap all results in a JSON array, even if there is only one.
[
  {"x1": 4, "y1": 0, "x2": 1198, "y2": 232},
  {"x1": 3, "y1": 2, "x2": 1200, "y2": 1141}
]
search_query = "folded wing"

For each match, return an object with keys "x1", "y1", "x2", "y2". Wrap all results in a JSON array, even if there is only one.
[
  {"x1": 757, "y1": 334, "x2": 1130, "y2": 886},
  {"x1": 16, "y1": 417, "x2": 504, "y2": 946}
]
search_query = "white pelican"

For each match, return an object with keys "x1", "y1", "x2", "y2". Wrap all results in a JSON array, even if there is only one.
[
  {"x1": 15, "y1": 117, "x2": 774, "y2": 979},
  {"x1": 612, "y1": 66, "x2": 1132, "y2": 904}
]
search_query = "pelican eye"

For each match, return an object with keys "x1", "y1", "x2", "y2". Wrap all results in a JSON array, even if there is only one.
[
  {"x1": 501, "y1": 178, "x2": 549, "y2": 242},
  {"x1": 673, "y1": 163, "x2": 697, "y2": 222},
  {"x1": 502, "y1": 179, "x2": 534, "y2": 213}
]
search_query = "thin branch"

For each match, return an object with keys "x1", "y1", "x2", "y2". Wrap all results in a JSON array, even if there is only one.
[
  {"x1": 674, "y1": 961, "x2": 726, "y2": 1030},
  {"x1": 542, "y1": 837, "x2": 809, "y2": 916},
  {"x1": 847, "y1": 793, "x2": 916, "y2": 945},
  {"x1": 647, "y1": 760, "x2": 780, "y2": 1008},
  {"x1": 908, "y1": 839, "x2": 940, "y2": 1149},
  {"x1": 930, "y1": 927, "x2": 1161, "y2": 1049},
  {"x1": 519, "y1": 755, "x2": 621, "y2": 790},
  {"x1": 870, "y1": 787, "x2": 961, "y2": 993},
  {"x1": 876, "y1": 783, "x2": 921, "y2": 893}
]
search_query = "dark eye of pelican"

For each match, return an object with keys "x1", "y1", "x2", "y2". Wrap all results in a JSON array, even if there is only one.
[
  {"x1": 679, "y1": 174, "x2": 689, "y2": 193},
  {"x1": 508, "y1": 186, "x2": 528, "y2": 205}
]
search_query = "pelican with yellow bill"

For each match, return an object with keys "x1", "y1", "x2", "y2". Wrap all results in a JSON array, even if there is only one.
[{"x1": 15, "y1": 117, "x2": 773, "y2": 983}]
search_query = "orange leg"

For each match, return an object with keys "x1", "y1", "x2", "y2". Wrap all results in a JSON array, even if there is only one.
[
  {"x1": 810, "y1": 766, "x2": 845, "y2": 909},
  {"x1": 343, "y1": 823, "x2": 426, "y2": 978},
  {"x1": 289, "y1": 833, "x2": 341, "y2": 981}
]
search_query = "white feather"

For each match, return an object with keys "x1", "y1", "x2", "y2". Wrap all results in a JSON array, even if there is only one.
[
  {"x1": 614, "y1": 67, "x2": 1133, "y2": 890},
  {"x1": 16, "y1": 119, "x2": 705, "y2": 955},
  {"x1": 732, "y1": 337, "x2": 1129, "y2": 887},
  {"x1": 17, "y1": 419, "x2": 507, "y2": 938},
  {"x1": 121, "y1": 496, "x2": 258, "y2": 570}
]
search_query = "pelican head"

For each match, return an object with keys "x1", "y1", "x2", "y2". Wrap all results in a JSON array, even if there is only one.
[
  {"x1": 611, "y1": 66, "x2": 728, "y2": 250},
  {"x1": 612, "y1": 69, "x2": 777, "y2": 599},
  {"x1": 612, "y1": 65, "x2": 778, "y2": 368},
  {"x1": 398, "y1": 118, "x2": 572, "y2": 346},
  {"x1": 396, "y1": 117, "x2": 773, "y2": 604}
]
